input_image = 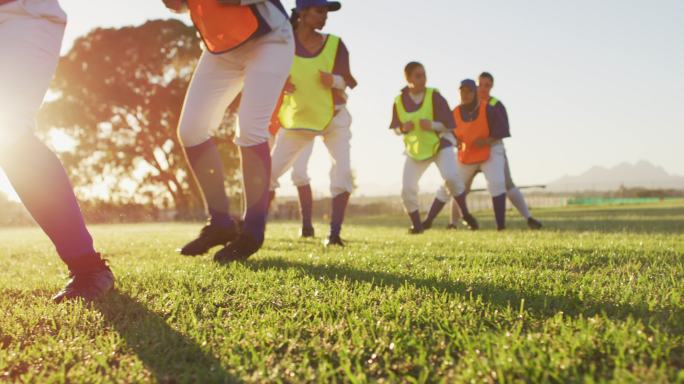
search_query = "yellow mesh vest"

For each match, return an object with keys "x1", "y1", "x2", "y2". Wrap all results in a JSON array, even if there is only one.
[
  {"x1": 395, "y1": 88, "x2": 440, "y2": 161},
  {"x1": 279, "y1": 35, "x2": 340, "y2": 131}
]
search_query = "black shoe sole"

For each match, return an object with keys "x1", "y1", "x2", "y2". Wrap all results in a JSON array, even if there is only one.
[{"x1": 213, "y1": 238, "x2": 262, "y2": 263}]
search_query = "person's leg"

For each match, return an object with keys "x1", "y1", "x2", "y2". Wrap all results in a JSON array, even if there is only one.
[
  {"x1": 423, "y1": 147, "x2": 467, "y2": 229},
  {"x1": 453, "y1": 162, "x2": 480, "y2": 229},
  {"x1": 401, "y1": 156, "x2": 430, "y2": 233},
  {"x1": 0, "y1": 5, "x2": 112, "y2": 301},
  {"x1": 507, "y1": 187, "x2": 530, "y2": 218},
  {"x1": 449, "y1": 198, "x2": 463, "y2": 228},
  {"x1": 291, "y1": 140, "x2": 315, "y2": 236},
  {"x1": 176, "y1": 50, "x2": 245, "y2": 255},
  {"x1": 503, "y1": 150, "x2": 543, "y2": 229},
  {"x1": 0, "y1": 13, "x2": 95, "y2": 263},
  {"x1": 270, "y1": 129, "x2": 316, "y2": 204},
  {"x1": 291, "y1": 139, "x2": 314, "y2": 188},
  {"x1": 422, "y1": 186, "x2": 449, "y2": 230},
  {"x1": 482, "y1": 144, "x2": 508, "y2": 230},
  {"x1": 321, "y1": 108, "x2": 353, "y2": 244},
  {"x1": 215, "y1": 24, "x2": 294, "y2": 261},
  {"x1": 503, "y1": 150, "x2": 529, "y2": 219},
  {"x1": 296, "y1": 184, "x2": 315, "y2": 236}
]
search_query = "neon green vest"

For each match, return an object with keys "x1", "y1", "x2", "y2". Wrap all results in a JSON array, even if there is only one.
[
  {"x1": 279, "y1": 35, "x2": 340, "y2": 131},
  {"x1": 395, "y1": 88, "x2": 440, "y2": 161}
]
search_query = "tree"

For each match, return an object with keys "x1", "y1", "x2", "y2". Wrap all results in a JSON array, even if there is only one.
[{"x1": 39, "y1": 20, "x2": 240, "y2": 218}]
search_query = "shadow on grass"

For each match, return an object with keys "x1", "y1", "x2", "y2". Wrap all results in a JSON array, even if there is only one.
[
  {"x1": 245, "y1": 258, "x2": 683, "y2": 335},
  {"x1": 95, "y1": 291, "x2": 238, "y2": 384}
]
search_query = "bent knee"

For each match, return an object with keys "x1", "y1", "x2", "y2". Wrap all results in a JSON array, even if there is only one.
[
  {"x1": 177, "y1": 121, "x2": 211, "y2": 148},
  {"x1": 235, "y1": 127, "x2": 269, "y2": 147},
  {"x1": 435, "y1": 186, "x2": 451, "y2": 202}
]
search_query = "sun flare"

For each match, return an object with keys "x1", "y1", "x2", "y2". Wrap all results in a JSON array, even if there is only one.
[{"x1": 48, "y1": 129, "x2": 77, "y2": 153}]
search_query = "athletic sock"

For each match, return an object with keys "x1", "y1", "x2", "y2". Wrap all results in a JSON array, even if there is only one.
[
  {"x1": 424, "y1": 198, "x2": 446, "y2": 226},
  {"x1": 450, "y1": 199, "x2": 463, "y2": 225},
  {"x1": 184, "y1": 139, "x2": 233, "y2": 227},
  {"x1": 408, "y1": 210, "x2": 423, "y2": 230},
  {"x1": 297, "y1": 184, "x2": 314, "y2": 229},
  {"x1": 0, "y1": 134, "x2": 96, "y2": 264},
  {"x1": 454, "y1": 192, "x2": 471, "y2": 217},
  {"x1": 330, "y1": 191, "x2": 350, "y2": 238},
  {"x1": 507, "y1": 187, "x2": 531, "y2": 219},
  {"x1": 240, "y1": 142, "x2": 271, "y2": 244},
  {"x1": 492, "y1": 193, "x2": 507, "y2": 230}
]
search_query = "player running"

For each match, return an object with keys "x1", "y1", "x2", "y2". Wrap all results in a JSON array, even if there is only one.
[
  {"x1": 0, "y1": 0, "x2": 114, "y2": 302},
  {"x1": 164, "y1": 0, "x2": 295, "y2": 262},
  {"x1": 423, "y1": 79, "x2": 509, "y2": 231},
  {"x1": 478, "y1": 72, "x2": 542, "y2": 229},
  {"x1": 425, "y1": 73, "x2": 543, "y2": 230},
  {"x1": 269, "y1": 0, "x2": 357, "y2": 247},
  {"x1": 390, "y1": 62, "x2": 472, "y2": 234}
]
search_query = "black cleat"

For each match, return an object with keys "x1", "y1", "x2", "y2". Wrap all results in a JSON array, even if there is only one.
[
  {"x1": 324, "y1": 235, "x2": 345, "y2": 247},
  {"x1": 421, "y1": 221, "x2": 433, "y2": 231},
  {"x1": 446, "y1": 223, "x2": 458, "y2": 230},
  {"x1": 408, "y1": 226, "x2": 424, "y2": 235},
  {"x1": 179, "y1": 223, "x2": 238, "y2": 256},
  {"x1": 53, "y1": 255, "x2": 114, "y2": 303},
  {"x1": 300, "y1": 226, "x2": 315, "y2": 238},
  {"x1": 214, "y1": 233, "x2": 263, "y2": 263},
  {"x1": 527, "y1": 217, "x2": 543, "y2": 230},
  {"x1": 461, "y1": 214, "x2": 480, "y2": 231}
]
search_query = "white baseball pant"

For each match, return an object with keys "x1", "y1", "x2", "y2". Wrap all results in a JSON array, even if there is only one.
[
  {"x1": 436, "y1": 142, "x2": 507, "y2": 204},
  {"x1": 402, "y1": 146, "x2": 465, "y2": 213},
  {"x1": 0, "y1": 0, "x2": 66, "y2": 152},
  {"x1": 270, "y1": 106, "x2": 352, "y2": 197},
  {"x1": 177, "y1": 22, "x2": 294, "y2": 148},
  {"x1": 269, "y1": 133, "x2": 314, "y2": 187}
]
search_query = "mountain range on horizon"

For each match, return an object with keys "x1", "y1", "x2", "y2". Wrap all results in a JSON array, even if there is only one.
[{"x1": 547, "y1": 160, "x2": 684, "y2": 192}]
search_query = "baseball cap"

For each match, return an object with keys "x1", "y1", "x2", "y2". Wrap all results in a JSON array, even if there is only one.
[
  {"x1": 295, "y1": 0, "x2": 342, "y2": 12},
  {"x1": 460, "y1": 79, "x2": 477, "y2": 93}
]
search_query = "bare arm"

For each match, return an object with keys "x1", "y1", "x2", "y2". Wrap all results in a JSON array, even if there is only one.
[{"x1": 431, "y1": 121, "x2": 449, "y2": 133}]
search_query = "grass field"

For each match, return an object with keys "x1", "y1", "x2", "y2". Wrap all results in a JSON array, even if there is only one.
[{"x1": 1, "y1": 202, "x2": 683, "y2": 383}]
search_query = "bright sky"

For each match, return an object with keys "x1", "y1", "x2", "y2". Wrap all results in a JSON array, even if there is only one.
[{"x1": 2, "y1": 0, "x2": 683, "y2": 199}]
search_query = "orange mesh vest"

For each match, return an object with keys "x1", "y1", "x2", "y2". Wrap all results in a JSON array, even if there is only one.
[
  {"x1": 453, "y1": 101, "x2": 491, "y2": 164},
  {"x1": 187, "y1": 0, "x2": 260, "y2": 54}
]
